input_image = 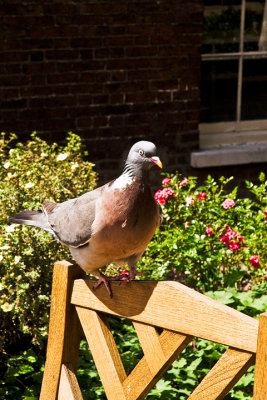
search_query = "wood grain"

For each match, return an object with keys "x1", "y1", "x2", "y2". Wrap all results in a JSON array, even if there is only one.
[
  {"x1": 133, "y1": 322, "x2": 165, "y2": 374},
  {"x1": 76, "y1": 306, "x2": 127, "y2": 400},
  {"x1": 40, "y1": 262, "x2": 264, "y2": 400},
  {"x1": 71, "y1": 279, "x2": 258, "y2": 353},
  {"x1": 40, "y1": 261, "x2": 84, "y2": 400},
  {"x1": 188, "y1": 348, "x2": 254, "y2": 400},
  {"x1": 58, "y1": 363, "x2": 83, "y2": 400},
  {"x1": 253, "y1": 312, "x2": 267, "y2": 400},
  {"x1": 122, "y1": 330, "x2": 192, "y2": 400}
]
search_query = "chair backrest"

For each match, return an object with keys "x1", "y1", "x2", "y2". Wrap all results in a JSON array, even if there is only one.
[{"x1": 40, "y1": 261, "x2": 267, "y2": 400}]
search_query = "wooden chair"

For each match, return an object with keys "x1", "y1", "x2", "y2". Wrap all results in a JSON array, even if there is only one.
[{"x1": 40, "y1": 261, "x2": 267, "y2": 400}]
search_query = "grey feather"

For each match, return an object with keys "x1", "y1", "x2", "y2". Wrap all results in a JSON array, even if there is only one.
[
  {"x1": 9, "y1": 210, "x2": 54, "y2": 235},
  {"x1": 9, "y1": 141, "x2": 162, "y2": 285}
]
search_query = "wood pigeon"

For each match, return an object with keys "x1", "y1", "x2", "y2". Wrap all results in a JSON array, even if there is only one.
[{"x1": 9, "y1": 141, "x2": 162, "y2": 296}]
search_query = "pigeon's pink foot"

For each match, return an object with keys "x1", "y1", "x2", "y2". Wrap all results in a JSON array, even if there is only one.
[
  {"x1": 93, "y1": 273, "x2": 113, "y2": 297},
  {"x1": 129, "y1": 268, "x2": 146, "y2": 280},
  {"x1": 93, "y1": 272, "x2": 131, "y2": 297}
]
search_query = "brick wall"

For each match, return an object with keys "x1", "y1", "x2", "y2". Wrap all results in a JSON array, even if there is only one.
[{"x1": 1, "y1": 0, "x2": 203, "y2": 180}]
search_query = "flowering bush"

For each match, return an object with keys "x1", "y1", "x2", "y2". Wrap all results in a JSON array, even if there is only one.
[
  {"x1": 140, "y1": 172, "x2": 267, "y2": 291},
  {"x1": 0, "y1": 132, "x2": 97, "y2": 352},
  {"x1": 1, "y1": 133, "x2": 266, "y2": 400},
  {"x1": 154, "y1": 187, "x2": 174, "y2": 205}
]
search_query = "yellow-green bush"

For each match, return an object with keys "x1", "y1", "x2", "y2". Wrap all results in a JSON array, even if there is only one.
[{"x1": 0, "y1": 132, "x2": 97, "y2": 354}]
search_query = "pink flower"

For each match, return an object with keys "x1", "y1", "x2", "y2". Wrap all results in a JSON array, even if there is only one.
[
  {"x1": 179, "y1": 178, "x2": 189, "y2": 187},
  {"x1": 220, "y1": 226, "x2": 243, "y2": 250},
  {"x1": 264, "y1": 275, "x2": 267, "y2": 281},
  {"x1": 186, "y1": 195, "x2": 195, "y2": 207},
  {"x1": 206, "y1": 226, "x2": 213, "y2": 236},
  {"x1": 162, "y1": 177, "x2": 172, "y2": 186},
  {"x1": 228, "y1": 240, "x2": 240, "y2": 251},
  {"x1": 249, "y1": 255, "x2": 261, "y2": 268},
  {"x1": 163, "y1": 187, "x2": 174, "y2": 196},
  {"x1": 185, "y1": 221, "x2": 190, "y2": 227},
  {"x1": 222, "y1": 199, "x2": 235, "y2": 209},
  {"x1": 225, "y1": 226, "x2": 239, "y2": 240},
  {"x1": 154, "y1": 187, "x2": 174, "y2": 205},
  {"x1": 154, "y1": 190, "x2": 166, "y2": 204}
]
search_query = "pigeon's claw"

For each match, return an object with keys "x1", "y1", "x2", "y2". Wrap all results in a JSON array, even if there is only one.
[
  {"x1": 93, "y1": 272, "x2": 131, "y2": 297},
  {"x1": 129, "y1": 267, "x2": 146, "y2": 280},
  {"x1": 93, "y1": 273, "x2": 113, "y2": 297}
]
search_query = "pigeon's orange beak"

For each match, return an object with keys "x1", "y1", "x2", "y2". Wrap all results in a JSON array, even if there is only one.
[{"x1": 150, "y1": 156, "x2": 163, "y2": 168}]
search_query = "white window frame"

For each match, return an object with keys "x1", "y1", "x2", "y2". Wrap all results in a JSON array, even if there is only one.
[{"x1": 192, "y1": 0, "x2": 267, "y2": 167}]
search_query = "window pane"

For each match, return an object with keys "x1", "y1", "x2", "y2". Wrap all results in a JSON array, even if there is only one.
[
  {"x1": 203, "y1": 0, "x2": 241, "y2": 54},
  {"x1": 244, "y1": 0, "x2": 266, "y2": 51},
  {"x1": 242, "y1": 58, "x2": 267, "y2": 119},
  {"x1": 200, "y1": 60, "x2": 238, "y2": 122}
]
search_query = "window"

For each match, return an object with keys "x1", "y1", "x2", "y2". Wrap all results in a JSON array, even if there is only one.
[{"x1": 192, "y1": 0, "x2": 267, "y2": 167}]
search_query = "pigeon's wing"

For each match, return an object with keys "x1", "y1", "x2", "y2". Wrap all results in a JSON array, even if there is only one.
[{"x1": 45, "y1": 184, "x2": 108, "y2": 247}]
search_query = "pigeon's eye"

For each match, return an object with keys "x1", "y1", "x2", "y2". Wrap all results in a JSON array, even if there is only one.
[{"x1": 139, "y1": 149, "x2": 144, "y2": 156}]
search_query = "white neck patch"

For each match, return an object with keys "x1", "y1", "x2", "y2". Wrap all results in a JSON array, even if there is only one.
[{"x1": 112, "y1": 173, "x2": 134, "y2": 190}]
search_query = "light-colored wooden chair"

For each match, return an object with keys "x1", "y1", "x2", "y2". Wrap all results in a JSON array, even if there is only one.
[{"x1": 40, "y1": 261, "x2": 267, "y2": 400}]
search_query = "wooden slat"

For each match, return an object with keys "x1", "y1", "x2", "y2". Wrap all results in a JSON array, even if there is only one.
[
  {"x1": 40, "y1": 261, "x2": 85, "y2": 400},
  {"x1": 76, "y1": 307, "x2": 127, "y2": 400},
  {"x1": 71, "y1": 279, "x2": 258, "y2": 353},
  {"x1": 58, "y1": 363, "x2": 83, "y2": 400},
  {"x1": 253, "y1": 312, "x2": 267, "y2": 400},
  {"x1": 133, "y1": 322, "x2": 165, "y2": 374},
  {"x1": 122, "y1": 331, "x2": 192, "y2": 400},
  {"x1": 188, "y1": 348, "x2": 254, "y2": 400}
]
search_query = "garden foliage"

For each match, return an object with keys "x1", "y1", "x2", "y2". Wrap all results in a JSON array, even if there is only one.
[
  {"x1": 0, "y1": 133, "x2": 266, "y2": 399},
  {"x1": 141, "y1": 173, "x2": 267, "y2": 291},
  {"x1": 0, "y1": 132, "x2": 97, "y2": 362}
]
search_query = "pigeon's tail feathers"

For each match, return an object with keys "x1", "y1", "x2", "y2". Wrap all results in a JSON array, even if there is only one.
[{"x1": 9, "y1": 210, "x2": 54, "y2": 234}]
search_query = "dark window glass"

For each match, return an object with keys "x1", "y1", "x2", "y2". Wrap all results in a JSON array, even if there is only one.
[
  {"x1": 242, "y1": 58, "x2": 267, "y2": 120},
  {"x1": 200, "y1": 60, "x2": 238, "y2": 122}
]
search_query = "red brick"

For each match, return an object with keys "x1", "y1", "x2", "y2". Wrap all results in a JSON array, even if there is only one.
[
  {"x1": 46, "y1": 50, "x2": 80, "y2": 60},
  {"x1": 1, "y1": 0, "x2": 203, "y2": 179},
  {"x1": 47, "y1": 73, "x2": 77, "y2": 84}
]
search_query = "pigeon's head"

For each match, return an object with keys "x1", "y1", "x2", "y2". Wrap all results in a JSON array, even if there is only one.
[{"x1": 126, "y1": 141, "x2": 162, "y2": 173}]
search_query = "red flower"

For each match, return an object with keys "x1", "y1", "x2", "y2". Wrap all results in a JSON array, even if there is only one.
[
  {"x1": 222, "y1": 199, "x2": 235, "y2": 209},
  {"x1": 220, "y1": 226, "x2": 243, "y2": 250},
  {"x1": 185, "y1": 221, "x2": 190, "y2": 227},
  {"x1": 249, "y1": 255, "x2": 261, "y2": 268},
  {"x1": 163, "y1": 187, "x2": 174, "y2": 197},
  {"x1": 206, "y1": 226, "x2": 213, "y2": 236},
  {"x1": 264, "y1": 211, "x2": 267, "y2": 219},
  {"x1": 162, "y1": 177, "x2": 172, "y2": 186},
  {"x1": 197, "y1": 192, "x2": 207, "y2": 200},
  {"x1": 121, "y1": 270, "x2": 129, "y2": 281},
  {"x1": 154, "y1": 187, "x2": 174, "y2": 204},
  {"x1": 264, "y1": 275, "x2": 267, "y2": 280},
  {"x1": 220, "y1": 234, "x2": 230, "y2": 245},
  {"x1": 179, "y1": 178, "x2": 189, "y2": 187},
  {"x1": 228, "y1": 240, "x2": 240, "y2": 251},
  {"x1": 154, "y1": 190, "x2": 166, "y2": 204},
  {"x1": 186, "y1": 195, "x2": 195, "y2": 207}
]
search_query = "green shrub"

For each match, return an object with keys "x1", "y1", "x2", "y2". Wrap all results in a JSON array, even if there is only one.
[
  {"x1": 0, "y1": 132, "x2": 97, "y2": 354},
  {"x1": 1, "y1": 142, "x2": 266, "y2": 400},
  {"x1": 140, "y1": 173, "x2": 267, "y2": 291}
]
